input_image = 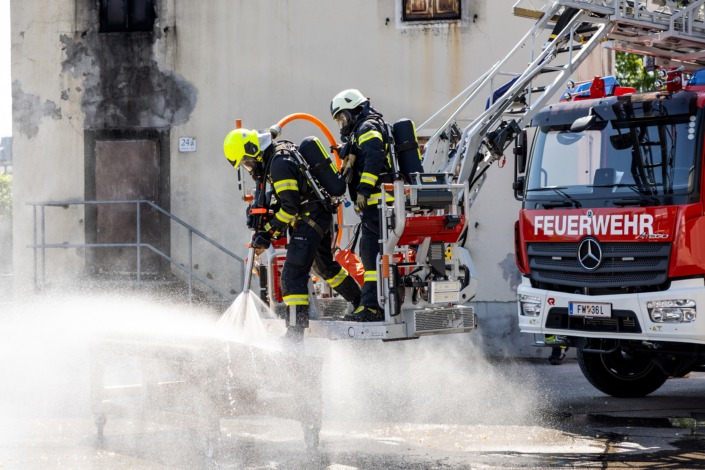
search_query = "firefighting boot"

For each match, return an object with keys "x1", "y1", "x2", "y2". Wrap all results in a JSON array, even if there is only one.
[
  {"x1": 284, "y1": 304, "x2": 309, "y2": 344},
  {"x1": 335, "y1": 275, "x2": 361, "y2": 311},
  {"x1": 343, "y1": 305, "x2": 384, "y2": 322}
]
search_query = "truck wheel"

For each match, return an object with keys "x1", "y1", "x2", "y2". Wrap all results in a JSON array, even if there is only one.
[{"x1": 577, "y1": 345, "x2": 668, "y2": 398}]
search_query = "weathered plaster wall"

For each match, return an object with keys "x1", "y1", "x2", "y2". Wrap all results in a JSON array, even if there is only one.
[
  {"x1": 10, "y1": 0, "x2": 197, "y2": 293},
  {"x1": 10, "y1": 0, "x2": 606, "y2": 355}
]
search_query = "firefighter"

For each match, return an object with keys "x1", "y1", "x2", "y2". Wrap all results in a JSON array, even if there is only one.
[
  {"x1": 546, "y1": 335, "x2": 569, "y2": 365},
  {"x1": 330, "y1": 89, "x2": 392, "y2": 322},
  {"x1": 223, "y1": 128, "x2": 361, "y2": 339}
]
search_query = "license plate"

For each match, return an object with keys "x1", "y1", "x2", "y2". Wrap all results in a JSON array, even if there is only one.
[{"x1": 569, "y1": 301, "x2": 612, "y2": 318}]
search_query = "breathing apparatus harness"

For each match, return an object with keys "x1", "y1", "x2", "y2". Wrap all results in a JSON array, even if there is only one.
[
  {"x1": 339, "y1": 109, "x2": 397, "y2": 188},
  {"x1": 247, "y1": 141, "x2": 335, "y2": 239}
]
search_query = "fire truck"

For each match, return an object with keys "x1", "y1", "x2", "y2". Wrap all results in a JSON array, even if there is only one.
[
  {"x1": 511, "y1": 1, "x2": 705, "y2": 397},
  {"x1": 417, "y1": 0, "x2": 705, "y2": 396},
  {"x1": 516, "y1": 68, "x2": 705, "y2": 397}
]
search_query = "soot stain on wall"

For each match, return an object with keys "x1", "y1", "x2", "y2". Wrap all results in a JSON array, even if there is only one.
[
  {"x1": 60, "y1": 32, "x2": 196, "y2": 129},
  {"x1": 499, "y1": 253, "x2": 521, "y2": 292},
  {"x1": 12, "y1": 81, "x2": 62, "y2": 138}
]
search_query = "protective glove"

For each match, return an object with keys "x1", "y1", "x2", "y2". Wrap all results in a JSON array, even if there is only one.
[
  {"x1": 355, "y1": 193, "x2": 368, "y2": 212},
  {"x1": 341, "y1": 154, "x2": 356, "y2": 178},
  {"x1": 245, "y1": 206, "x2": 258, "y2": 230},
  {"x1": 251, "y1": 231, "x2": 272, "y2": 250}
]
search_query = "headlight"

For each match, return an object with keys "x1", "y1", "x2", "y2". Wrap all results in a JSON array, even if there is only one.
[
  {"x1": 647, "y1": 299, "x2": 696, "y2": 323},
  {"x1": 520, "y1": 294, "x2": 542, "y2": 317}
]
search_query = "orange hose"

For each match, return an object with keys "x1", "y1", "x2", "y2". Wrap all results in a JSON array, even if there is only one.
[
  {"x1": 275, "y1": 113, "x2": 345, "y2": 248},
  {"x1": 276, "y1": 113, "x2": 341, "y2": 167}
]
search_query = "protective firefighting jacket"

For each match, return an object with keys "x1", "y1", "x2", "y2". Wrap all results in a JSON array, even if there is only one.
[
  {"x1": 262, "y1": 141, "x2": 320, "y2": 237},
  {"x1": 347, "y1": 112, "x2": 393, "y2": 205}
]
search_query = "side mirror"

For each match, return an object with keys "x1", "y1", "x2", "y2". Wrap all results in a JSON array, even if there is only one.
[
  {"x1": 570, "y1": 106, "x2": 605, "y2": 133},
  {"x1": 512, "y1": 177, "x2": 525, "y2": 191},
  {"x1": 513, "y1": 130, "x2": 528, "y2": 174},
  {"x1": 570, "y1": 113, "x2": 596, "y2": 133},
  {"x1": 610, "y1": 133, "x2": 633, "y2": 150},
  {"x1": 513, "y1": 176, "x2": 525, "y2": 201}
]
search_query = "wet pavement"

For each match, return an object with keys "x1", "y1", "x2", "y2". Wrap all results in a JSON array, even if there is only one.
[
  {"x1": 1, "y1": 297, "x2": 705, "y2": 469},
  {"x1": 2, "y1": 357, "x2": 705, "y2": 469}
]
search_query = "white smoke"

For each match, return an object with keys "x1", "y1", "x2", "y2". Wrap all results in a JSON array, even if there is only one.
[{"x1": 0, "y1": 293, "x2": 546, "y2": 468}]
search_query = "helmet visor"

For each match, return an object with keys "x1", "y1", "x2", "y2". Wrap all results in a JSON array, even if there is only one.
[{"x1": 240, "y1": 156, "x2": 258, "y2": 173}]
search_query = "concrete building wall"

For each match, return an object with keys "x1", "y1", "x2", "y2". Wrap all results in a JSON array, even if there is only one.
[{"x1": 9, "y1": 1, "x2": 608, "y2": 355}]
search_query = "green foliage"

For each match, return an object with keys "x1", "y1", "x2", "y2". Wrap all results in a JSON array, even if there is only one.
[
  {"x1": 0, "y1": 174, "x2": 11, "y2": 218},
  {"x1": 615, "y1": 52, "x2": 657, "y2": 92}
]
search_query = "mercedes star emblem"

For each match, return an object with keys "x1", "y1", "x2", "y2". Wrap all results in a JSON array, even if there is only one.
[{"x1": 577, "y1": 237, "x2": 602, "y2": 271}]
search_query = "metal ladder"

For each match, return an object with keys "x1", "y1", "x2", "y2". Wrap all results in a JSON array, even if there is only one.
[{"x1": 419, "y1": 0, "x2": 705, "y2": 205}]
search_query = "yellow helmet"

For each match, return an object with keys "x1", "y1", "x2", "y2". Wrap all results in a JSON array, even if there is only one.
[{"x1": 223, "y1": 128, "x2": 272, "y2": 172}]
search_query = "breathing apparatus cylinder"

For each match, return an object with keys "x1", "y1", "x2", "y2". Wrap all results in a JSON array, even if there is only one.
[
  {"x1": 298, "y1": 136, "x2": 346, "y2": 197},
  {"x1": 392, "y1": 119, "x2": 424, "y2": 181}
]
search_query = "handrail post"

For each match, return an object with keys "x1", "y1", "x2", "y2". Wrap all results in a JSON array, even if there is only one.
[
  {"x1": 136, "y1": 202, "x2": 141, "y2": 285},
  {"x1": 188, "y1": 230, "x2": 193, "y2": 303},
  {"x1": 32, "y1": 205, "x2": 37, "y2": 291},
  {"x1": 41, "y1": 204, "x2": 46, "y2": 289}
]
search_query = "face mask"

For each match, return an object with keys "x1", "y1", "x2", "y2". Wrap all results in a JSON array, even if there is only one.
[
  {"x1": 241, "y1": 156, "x2": 258, "y2": 173},
  {"x1": 248, "y1": 161, "x2": 264, "y2": 180},
  {"x1": 335, "y1": 109, "x2": 355, "y2": 138}
]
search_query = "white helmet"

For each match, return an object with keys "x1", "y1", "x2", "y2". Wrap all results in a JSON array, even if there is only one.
[
  {"x1": 330, "y1": 89, "x2": 368, "y2": 118},
  {"x1": 330, "y1": 89, "x2": 369, "y2": 137}
]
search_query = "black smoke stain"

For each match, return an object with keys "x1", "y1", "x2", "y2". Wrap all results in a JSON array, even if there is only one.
[
  {"x1": 12, "y1": 81, "x2": 62, "y2": 138},
  {"x1": 499, "y1": 252, "x2": 521, "y2": 292},
  {"x1": 59, "y1": 32, "x2": 196, "y2": 129}
]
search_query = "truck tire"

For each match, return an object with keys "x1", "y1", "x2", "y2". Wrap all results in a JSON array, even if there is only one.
[{"x1": 577, "y1": 344, "x2": 668, "y2": 398}]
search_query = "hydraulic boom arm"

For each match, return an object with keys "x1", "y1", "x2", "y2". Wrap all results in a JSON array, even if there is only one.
[{"x1": 420, "y1": 0, "x2": 705, "y2": 204}]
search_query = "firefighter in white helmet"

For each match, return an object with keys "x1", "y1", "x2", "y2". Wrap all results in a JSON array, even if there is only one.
[
  {"x1": 330, "y1": 89, "x2": 393, "y2": 322},
  {"x1": 224, "y1": 128, "x2": 361, "y2": 339}
]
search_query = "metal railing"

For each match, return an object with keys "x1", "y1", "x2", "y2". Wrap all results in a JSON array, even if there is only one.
[{"x1": 28, "y1": 199, "x2": 244, "y2": 303}]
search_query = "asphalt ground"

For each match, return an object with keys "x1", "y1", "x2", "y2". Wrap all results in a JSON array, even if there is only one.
[{"x1": 1, "y1": 295, "x2": 705, "y2": 469}]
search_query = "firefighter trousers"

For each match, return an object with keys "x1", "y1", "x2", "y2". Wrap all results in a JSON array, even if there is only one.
[
  {"x1": 280, "y1": 209, "x2": 361, "y2": 312},
  {"x1": 358, "y1": 207, "x2": 381, "y2": 309}
]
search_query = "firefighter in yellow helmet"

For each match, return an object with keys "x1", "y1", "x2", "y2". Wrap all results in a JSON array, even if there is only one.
[
  {"x1": 223, "y1": 128, "x2": 361, "y2": 339},
  {"x1": 330, "y1": 89, "x2": 393, "y2": 322}
]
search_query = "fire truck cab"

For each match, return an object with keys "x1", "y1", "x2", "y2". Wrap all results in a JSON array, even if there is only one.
[{"x1": 515, "y1": 68, "x2": 705, "y2": 397}]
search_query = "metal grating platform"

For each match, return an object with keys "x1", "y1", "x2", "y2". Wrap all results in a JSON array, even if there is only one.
[{"x1": 414, "y1": 306, "x2": 476, "y2": 335}]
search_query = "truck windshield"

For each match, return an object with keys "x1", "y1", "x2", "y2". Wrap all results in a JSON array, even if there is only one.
[{"x1": 526, "y1": 114, "x2": 699, "y2": 205}]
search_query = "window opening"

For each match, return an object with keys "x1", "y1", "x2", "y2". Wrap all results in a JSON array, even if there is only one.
[
  {"x1": 403, "y1": 0, "x2": 461, "y2": 21},
  {"x1": 100, "y1": 0, "x2": 155, "y2": 33}
]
